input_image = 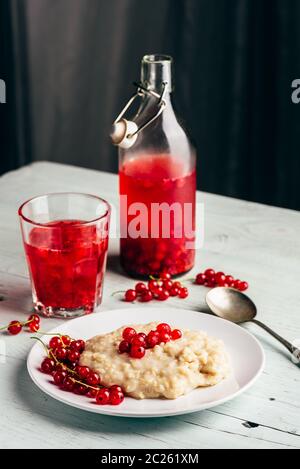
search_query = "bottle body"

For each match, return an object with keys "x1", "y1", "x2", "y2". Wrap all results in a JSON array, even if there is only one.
[{"x1": 119, "y1": 55, "x2": 196, "y2": 277}]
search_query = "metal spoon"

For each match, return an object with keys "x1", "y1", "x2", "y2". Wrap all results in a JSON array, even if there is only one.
[{"x1": 206, "y1": 287, "x2": 300, "y2": 362}]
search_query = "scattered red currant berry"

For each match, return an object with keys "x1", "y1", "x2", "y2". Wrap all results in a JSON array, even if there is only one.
[
  {"x1": 135, "y1": 282, "x2": 148, "y2": 294},
  {"x1": 86, "y1": 371, "x2": 100, "y2": 386},
  {"x1": 28, "y1": 320, "x2": 40, "y2": 332},
  {"x1": 119, "y1": 340, "x2": 131, "y2": 354},
  {"x1": 171, "y1": 329, "x2": 182, "y2": 340},
  {"x1": 162, "y1": 279, "x2": 173, "y2": 291},
  {"x1": 178, "y1": 287, "x2": 189, "y2": 299},
  {"x1": 225, "y1": 275, "x2": 234, "y2": 286},
  {"x1": 215, "y1": 272, "x2": 226, "y2": 286},
  {"x1": 41, "y1": 357, "x2": 56, "y2": 374},
  {"x1": 49, "y1": 336, "x2": 62, "y2": 349},
  {"x1": 169, "y1": 286, "x2": 179, "y2": 296},
  {"x1": 148, "y1": 280, "x2": 159, "y2": 292},
  {"x1": 124, "y1": 289, "x2": 137, "y2": 302},
  {"x1": 195, "y1": 273, "x2": 206, "y2": 285},
  {"x1": 157, "y1": 290, "x2": 170, "y2": 301},
  {"x1": 130, "y1": 345, "x2": 146, "y2": 359},
  {"x1": 204, "y1": 268, "x2": 215, "y2": 278},
  {"x1": 122, "y1": 327, "x2": 136, "y2": 342},
  {"x1": 7, "y1": 320, "x2": 22, "y2": 335},
  {"x1": 28, "y1": 314, "x2": 40, "y2": 324},
  {"x1": 109, "y1": 389, "x2": 124, "y2": 405},
  {"x1": 173, "y1": 281, "x2": 182, "y2": 289},
  {"x1": 139, "y1": 290, "x2": 153, "y2": 302},
  {"x1": 238, "y1": 281, "x2": 248, "y2": 291},
  {"x1": 96, "y1": 388, "x2": 110, "y2": 405}
]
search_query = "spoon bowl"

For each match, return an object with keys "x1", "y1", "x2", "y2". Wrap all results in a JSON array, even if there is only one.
[{"x1": 206, "y1": 287, "x2": 257, "y2": 323}]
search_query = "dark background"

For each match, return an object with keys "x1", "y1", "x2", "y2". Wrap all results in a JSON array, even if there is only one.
[{"x1": 1, "y1": 0, "x2": 300, "y2": 210}]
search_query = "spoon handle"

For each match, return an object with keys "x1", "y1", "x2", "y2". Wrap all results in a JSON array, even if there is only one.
[{"x1": 251, "y1": 319, "x2": 300, "y2": 362}]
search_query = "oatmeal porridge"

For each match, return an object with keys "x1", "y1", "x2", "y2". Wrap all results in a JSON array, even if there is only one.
[{"x1": 80, "y1": 322, "x2": 231, "y2": 399}]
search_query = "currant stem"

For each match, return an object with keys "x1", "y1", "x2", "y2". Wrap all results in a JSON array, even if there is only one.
[
  {"x1": 111, "y1": 290, "x2": 125, "y2": 296},
  {"x1": 30, "y1": 336, "x2": 51, "y2": 357}
]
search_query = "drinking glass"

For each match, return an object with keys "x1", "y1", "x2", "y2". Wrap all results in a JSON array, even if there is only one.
[{"x1": 19, "y1": 193, "x2": 110, "y2": 318}]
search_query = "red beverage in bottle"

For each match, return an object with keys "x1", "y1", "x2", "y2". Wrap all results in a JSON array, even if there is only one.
[
  {"x1": 120, "y1": 154, "x2": 196, "y2": 276},
  {"x1": 24, "y1": 220, "x2": 108, "y2": 313}
]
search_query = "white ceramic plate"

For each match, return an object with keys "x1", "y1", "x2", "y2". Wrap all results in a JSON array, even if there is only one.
[{"x1": 27, "y1": 307, "x2": 264, "y2": 418}]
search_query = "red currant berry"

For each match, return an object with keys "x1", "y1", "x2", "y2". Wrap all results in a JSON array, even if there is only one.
[
  {"x1": 238, "y1": 281, "x2": 248, "y2": 291},
  {"x1": 28, "y1": 320, "x2": 40, "y2": 332},
  {"x1": 95, "y1": 388, "x2": 110, "y2": 405},
  {"x1": 110, "y1": 385, "x2": 123, "y2": 393},
  {"x1": 205, "y1": 279, "x2": 216, "y2": 288},
  {"x1": 156, "y1": 323, "x2": 171, "y2": 334},
  {"x1": 62, "y1": 376, "x2": 75, "y2": 392},
  {"x1": 124, "y1": 289, "x2": 137, "y2": 302},
  {"x1": 173, "y1": 281, "x2": 182, "y2": 289},
  {"x1": 148, "y1": 280, "x2": 159, "y2": 292},
  {"x1": 73, "y1": 383, "x2": 88, "y2": 395},
  {"x1": 131, "y1": 335, "x2": 146, "y2": 347},
  {"x1": 75, "y1": 365, "x2": 90, "y2": 379},
  {"x1": 204, "y1": 268, "x2": 215, "y2": 278},
  {"x1": 233, "y1": 279, "x2": 241, "y2": 290},
  {"x1": 160, "y1": 272, "x2": 171, "y2": 280},
  {"x1": 171, "y1": 329, "x2": 182, "y2": 340},
  {"x1": 55, "y1": 347, "x2": 68, "y2": 360},
  {"x1": 52, "y1": 370, "x2": 67, "y2": 386},
  {"x1": 137, "y1": 332, "x2": 147, "y2": 340},
  {"x1": 135, "y1": 282, "x2": 148, "y2": 294},
  {"x1": 87, "y1": 388, "x2": 98, "y2": 398},
  {"x1": 162, "y1": 280, "x2": 173, "y2": 291},
  {"x1": 67, "y1": 349, "x2": 80, "y2": 363},
  {"x1": 109, "y1": 389, "x2": 124, "y2": 405},
  {"x1": 169, "y1": 286, "x2": 179, "y2": 296},
  {"x1": 86, "y1": 371, "x2": 100, "y2": 386},
  {"x1": 130, "y1": 345, "x2": 146, "y2": 359},
  {"x1": 41, "y1": 357, "x2": 55, "y2": 374},
  {"x1": 119, "y1": 340, "x2": 131, "y2": 354},
  {"x1": 215, "y1": 272, "x2": 226, "y2": 286},
  {"x1": 178, "y1": 287, "x2": 189, "y2": 299},
  {"x1": 139, "y1": 290, "x2": 153, "y2": 302},
  {"x1": 28, "y1": 314, "x2": 40, "y2": 324},
  {"x1": 225, "y1": 275, "x2": 234, "y2": 286},
  {"x1": 195, "y1": 273, "x2": 206, "y2": 285},
  {"x1": 49, "y1": 336, "x2": 62, "y2": 349},
  {"x1": 122, "y1": 327, "x2": 136, "y2": 342},
  {"x1": 146, "y1": 330, "x2": 160, "y2": 348},
  {"x1": 61, "y1": 335, "x2": 71, "y2": 346},
  {"x1": 70, "y1": 339, "x2": 85, "y2": 353},
  {"x1": 54, "y1": 363, "x2": 67, "y2": 372},
  {"x1": 157, "y1": 289, "x2": 170, "y2": 301},
  {"x1": 159, "y1": 332, "x2": 171, "y2": 343},
  {"x1": 7, "y1": 321, "x2": 22, "y2": 335}
]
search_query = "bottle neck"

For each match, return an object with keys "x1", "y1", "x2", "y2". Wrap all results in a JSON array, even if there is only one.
[{"x1": 141, "y1": 54, "x2": 173, "y2": 94}]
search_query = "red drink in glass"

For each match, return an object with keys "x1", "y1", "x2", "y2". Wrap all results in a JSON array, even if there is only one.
[
  {"x1": 19, "y1": 194, "x2": 110, "y2": 318},
  {"x1": 119, "y1": 154, "x2": 196, "y2": 277}
]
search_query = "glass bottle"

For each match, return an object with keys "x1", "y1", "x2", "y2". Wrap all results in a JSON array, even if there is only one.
[{"x1": 117, "y1": 54, "x2": 196, "y2": 277}]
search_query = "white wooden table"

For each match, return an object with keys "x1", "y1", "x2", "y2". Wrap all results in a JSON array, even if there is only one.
[{"x1": 0, "y1": 162, "x2": 299, "y2": 449}]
